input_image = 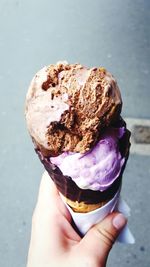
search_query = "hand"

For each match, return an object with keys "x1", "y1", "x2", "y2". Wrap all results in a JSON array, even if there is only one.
[{"x1": 27, "y1": 172, "x2": 127, "y2": 267}]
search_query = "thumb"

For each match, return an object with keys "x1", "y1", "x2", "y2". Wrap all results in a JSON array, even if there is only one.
[{"x1": 79, "y1": 212, "x2": 127, "y2": 266}]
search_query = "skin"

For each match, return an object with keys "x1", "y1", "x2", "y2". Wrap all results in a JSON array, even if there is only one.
[{"x1": 27, "y1": 172, "x2": 127, "y2": 267}]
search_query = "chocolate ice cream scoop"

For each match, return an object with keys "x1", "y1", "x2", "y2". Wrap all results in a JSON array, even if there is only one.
[{"x1": 25, "y1": 61, "x2": 122, "y2": 156}]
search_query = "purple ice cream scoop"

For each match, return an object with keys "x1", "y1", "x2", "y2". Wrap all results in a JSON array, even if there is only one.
[{"x1": 51, "y1": 127, "x2": 126, "y2": 192}]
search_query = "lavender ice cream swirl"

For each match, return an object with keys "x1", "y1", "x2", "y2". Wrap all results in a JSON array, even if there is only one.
[{"x1": 51, "y1": 126, "x2": 126, "y2": 192}]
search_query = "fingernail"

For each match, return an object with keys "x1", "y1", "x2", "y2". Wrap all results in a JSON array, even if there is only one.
[{"x1": 112, "y1": 213, "x2": 127, "y2": 230}]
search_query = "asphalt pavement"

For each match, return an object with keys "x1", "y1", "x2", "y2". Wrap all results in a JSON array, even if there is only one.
[{"x1": 0, "y1": 1, "x2": 150, "y2": 267}]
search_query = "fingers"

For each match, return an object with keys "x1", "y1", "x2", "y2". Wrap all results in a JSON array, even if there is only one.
[
  {"x1": 29, "y1": 172, "x2": 63, "y2": 252},
  {"x1": 79, "y1": 212, "x2": 127, "y2": 266},
  {"x1": 36, "y1": 171, "x2": 71, "y2": 220},
  {"x1": 29, "y1": 172, "x2": 80, "y2": 252},
  {"x1": 37, "y1": 171, "x2": 57, "y2": 207},
  {"x1": 37, "y1": 172, "x2": 80, "y2": 242}
]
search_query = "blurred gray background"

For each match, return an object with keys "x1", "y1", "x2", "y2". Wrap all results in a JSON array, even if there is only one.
[{"x1": 0, "y1": 0, "x2": 150, "y2": 266}]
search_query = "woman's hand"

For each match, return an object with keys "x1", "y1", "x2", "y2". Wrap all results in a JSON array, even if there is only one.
[{"x1": 27, "y1": 172, "x2": 127, "y2": 267}]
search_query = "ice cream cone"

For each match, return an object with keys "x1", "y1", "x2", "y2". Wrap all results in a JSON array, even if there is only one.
[
  {"x1": 36, "y1": 147, "x2": 125, "y2": 213},
  {"x1": 25, "y1": 62, "x2": 130, "y2": 215}
]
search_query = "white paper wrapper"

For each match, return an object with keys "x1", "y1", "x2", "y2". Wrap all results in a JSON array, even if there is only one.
[{"x1": 61, "y1": 190, "x2": 135, "y2": 244}]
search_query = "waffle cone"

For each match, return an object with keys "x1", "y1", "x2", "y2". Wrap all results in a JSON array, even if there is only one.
[
  {"x1": 35, "y1": 124, "x2": 130, "y2": 213},
  {"x1": 36, "y1": 148, "x2": 123, "y2": 209},
  {"x1": 62, "y1": 195, "x2": 109, "y2": 213}
]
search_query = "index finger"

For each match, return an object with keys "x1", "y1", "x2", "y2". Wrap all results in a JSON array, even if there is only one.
[{"x1": 36, "y1": 171, "x2": 71, "y2": 220}]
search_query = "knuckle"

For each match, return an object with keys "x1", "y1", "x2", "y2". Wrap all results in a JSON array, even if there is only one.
[{"x1": 94, "y1": 227, "x2": 115, "y2": 247}]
